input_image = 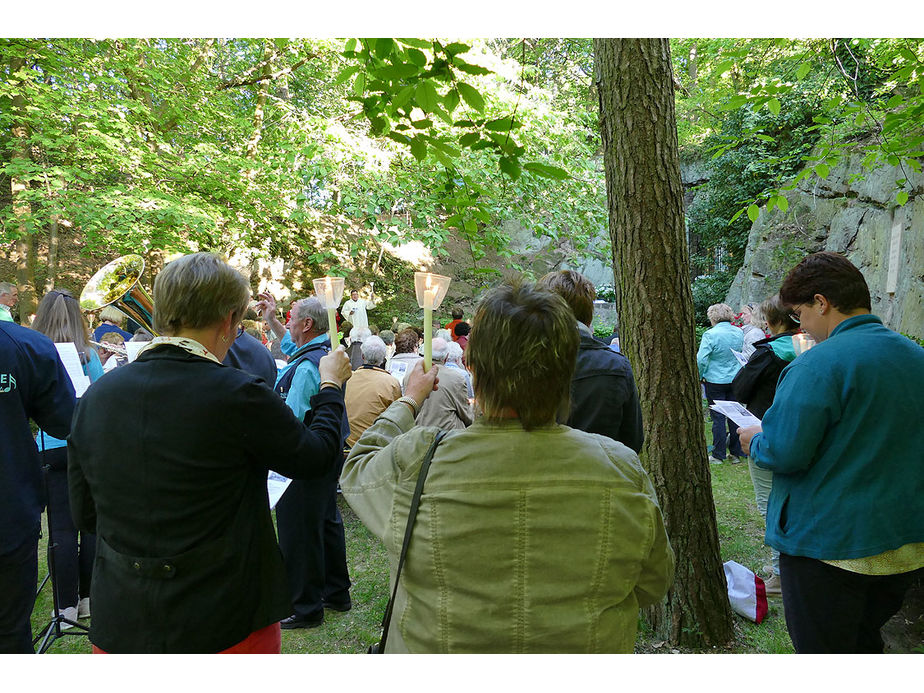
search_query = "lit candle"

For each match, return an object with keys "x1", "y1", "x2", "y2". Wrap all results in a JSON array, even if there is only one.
[
  {"x1": 312, "y1": 276, "x2": 345, "y2": 351},
  {"x1": 413, "y1": 271, "x2": 451, "y2": 373}
]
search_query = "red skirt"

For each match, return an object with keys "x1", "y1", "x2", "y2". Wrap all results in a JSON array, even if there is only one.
[{"x1": 92, "y1": 622, "x2": 281, "y2": 654}]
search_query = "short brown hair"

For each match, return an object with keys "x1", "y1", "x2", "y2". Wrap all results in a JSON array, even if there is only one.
[
  {"x1": 759, "y1": 294, "x2": 798, "y2": 331},
  {"x1": 394, "y1": 328, "x2": 420, "y2": 354},
  {"x1": 467, "y1": 281, "x2": 578, "y2": 430},
  {"x1": 536, "y1": 270, "x2": 595, "y2": 326},
  {"x1": 154, "y1": 253, "x2": 250, "y2": 335},
  {"x1": 779, "y1": 251, "x2": 871, "y2": 312}
]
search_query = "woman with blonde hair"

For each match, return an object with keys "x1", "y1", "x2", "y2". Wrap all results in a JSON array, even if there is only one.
[
  {"x1": 68, "y1": 253, "x2": 352, "y2": 653},
  {"x1": 697, "y1": 302, "x2": 746, "y2": 464},
  {"x1": 31, "y1": 289, "x2": 104, "y2": 627}
]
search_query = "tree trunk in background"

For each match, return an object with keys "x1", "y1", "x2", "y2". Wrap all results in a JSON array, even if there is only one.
[
  {"x1": 44, "y1": 214, "x2": 59, "y2": 293},
  {"x1": 9, "y1": 54, "x2": 37, "y2": 322},
  {"x1": 593, "y1": 38, "x2": 734, "y2": 648}
]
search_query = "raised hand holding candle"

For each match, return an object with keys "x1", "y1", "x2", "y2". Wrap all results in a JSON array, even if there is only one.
[
  {"x1": 414, "y1": 271, "x2": 451, "y2": 372},
  {"x1": 312, "y1": 276, "x2": 345, "y2": 350}
]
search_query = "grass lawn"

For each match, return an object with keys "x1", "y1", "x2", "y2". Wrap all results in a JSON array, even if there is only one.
[{"x1": 29, "y1": 421, "x2": 793, "y2": 654}]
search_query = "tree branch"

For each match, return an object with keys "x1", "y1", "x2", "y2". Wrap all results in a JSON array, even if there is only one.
[{"x1": 218, "y1": 54, "x2": 317, "y2": 90}]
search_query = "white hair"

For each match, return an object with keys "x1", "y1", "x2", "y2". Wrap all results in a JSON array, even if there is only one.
[
  {"x1": 435, "y1": 328, "x2": 452, "y2": 342},
  {"x1": 349, "y1": 326, "x2": 371, "y2": 343},
  {"x1": 431, "y1": 337, "x2": 450, "y2": 364},
  {"x1": 445, "y1": 341, "x2": 464, "y2": 365},
  {"x1": 361, "y1": 335, "x2": 387, "y2": 366}
]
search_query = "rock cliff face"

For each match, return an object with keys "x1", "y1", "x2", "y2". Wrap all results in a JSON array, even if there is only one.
[{"x1": 725, "y1": 154, "x2": 924, "y2": 340}]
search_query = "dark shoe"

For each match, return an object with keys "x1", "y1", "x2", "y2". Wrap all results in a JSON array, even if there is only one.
[
  {"x1": 323, "y1": 599, "x2": 352, "y2": 612},
  {"x1": 280, "y1": 612, "x2": 324, "y2": 629}
]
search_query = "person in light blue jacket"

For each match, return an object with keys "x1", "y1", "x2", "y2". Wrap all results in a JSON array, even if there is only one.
[
  {"x1": 696, "y1": 303, "x2": 744, "y2": 463},
  {"x1": 32, "y1": 290, "x2": 104, "y2": 626}
]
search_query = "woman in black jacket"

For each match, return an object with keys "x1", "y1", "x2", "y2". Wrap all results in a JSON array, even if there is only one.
[
  {"x1": 731, "y1": 295, "x2": 799, "y2": 596},
  {"x1": 68, "y1": 253, "x2": 352, "y2": 653}
]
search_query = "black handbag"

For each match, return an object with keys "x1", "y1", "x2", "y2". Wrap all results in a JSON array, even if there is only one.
[{"x1": 368, "y1": 430, "x2": 448, "y2": 654}]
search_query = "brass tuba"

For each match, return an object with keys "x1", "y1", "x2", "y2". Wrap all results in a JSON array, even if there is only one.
[{"x1": 80, "y1": 254, "x2": 157, "y2": 335}]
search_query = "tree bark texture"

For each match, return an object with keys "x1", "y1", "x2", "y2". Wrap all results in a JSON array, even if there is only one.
[
  {"x1": 9, "y1": 54, "x2": 38, "y2": 321},
  {"x1": 593, "y1": 38, "x2": 734, "y2": 648}
]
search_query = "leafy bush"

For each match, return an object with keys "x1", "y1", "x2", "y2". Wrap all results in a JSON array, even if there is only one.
[{"x1": 691, "y1": 271, "x2": 736, "y2": 326}]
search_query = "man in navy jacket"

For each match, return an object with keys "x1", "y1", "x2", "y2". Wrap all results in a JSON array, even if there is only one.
[
  {"x1": 0, "y1": 321, "x2": 76, "y2": 652},
  {"x1": 537, "y1": 270, "x2": 643, "y2": 453}
]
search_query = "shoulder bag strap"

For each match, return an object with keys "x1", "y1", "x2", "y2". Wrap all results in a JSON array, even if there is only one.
[{"x1": 375, "y1": 429, "x2": 448, "y2": 653}]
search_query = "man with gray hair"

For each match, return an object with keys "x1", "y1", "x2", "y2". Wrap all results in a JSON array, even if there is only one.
[
  {"x1": 416, "y1": 337, "x2": 473, "y2": 430},
  {"x1": 255, "y1": 292, "x2": 352, "y2": 629},
  {"x1": 344, "y1": 336, "x2": 402, "y2": 448},
  {"x1": 0, "y1": 282, "x2": 19, "y2": 323}
]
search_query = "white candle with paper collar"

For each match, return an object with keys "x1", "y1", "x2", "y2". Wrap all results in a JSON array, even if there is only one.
[
  {"x1": 312, "y1": 276, "x2": 345, "y2": 350},
  {"x1": 414, "y1": 271, "x2": 451, "y2": 372}
]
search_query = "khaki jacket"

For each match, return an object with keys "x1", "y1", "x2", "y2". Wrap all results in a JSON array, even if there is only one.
[{"x1": 341, "y1": 402, "x2": 674, "y2": 653}]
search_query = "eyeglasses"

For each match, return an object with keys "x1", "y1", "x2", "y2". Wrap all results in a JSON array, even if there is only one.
[{"x1": 788, "y1": 312, "x2": 801, "y2": 324}]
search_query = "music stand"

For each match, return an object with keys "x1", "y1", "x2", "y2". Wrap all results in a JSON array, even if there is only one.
[{"x1": 32, "y1": 460, "x2": 89, "y2": 653}]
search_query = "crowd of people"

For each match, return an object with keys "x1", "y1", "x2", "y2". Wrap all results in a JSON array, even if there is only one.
[{"x1": 1, "y1": 250, "x2": 921, "y2": 654}]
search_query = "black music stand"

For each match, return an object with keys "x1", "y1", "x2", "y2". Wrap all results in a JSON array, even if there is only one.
[{"x1": 32, "y1": 461, "x2": 89, "y2": 653}]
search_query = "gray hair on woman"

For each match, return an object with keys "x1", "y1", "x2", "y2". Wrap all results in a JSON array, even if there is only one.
[
  {"x1": 466, "y1": 281, "x2": 578, "y2": 430},
  {"x1": 154, "y1": 253, "x2": 250, "y2": 335},
  {"x1": 379, "y1": 329, "x2": 395, "y2": 346},
  {"x1": 360, "y1": 335, "x2": 388, "y2": 367},
  {"x1": 32, "y1": 289, "x2": 94, "y2": 362},
  {"x1": 435, "y1": 328, "x2": 452, "y2": 342},
  {"x1": 706, "y1": 303, "x2": 735, "y2": 326}
]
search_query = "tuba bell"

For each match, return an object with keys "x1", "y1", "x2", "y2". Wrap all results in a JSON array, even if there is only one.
[{"x1": 80, "y1": 254, "x2": 157, "y2": 335}]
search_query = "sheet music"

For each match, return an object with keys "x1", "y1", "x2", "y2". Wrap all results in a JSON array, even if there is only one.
[
  {"x1": 268, "y1": 471, "x2": 293, "y2": 509},
  {"x1": 124, "y1": 341, "x2": 145, "y2": 362},
  {"x1": 709, "y1": 400, "x2": 761, "y2": 428},
  {"x1": 54, "y1": 343, "x2": 92, "y2": 397},
  {"x1": 730, "y1": 348, "x2": 749, "y2": 368}
]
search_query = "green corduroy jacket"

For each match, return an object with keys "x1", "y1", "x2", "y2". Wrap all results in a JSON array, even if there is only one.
[{"x1": 341, "y1": 401, "x2": 674, "y2": 653}]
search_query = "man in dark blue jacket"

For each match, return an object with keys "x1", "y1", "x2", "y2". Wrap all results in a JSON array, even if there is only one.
[
  {"x1": 0, "y1": 321, "x2": 76, "y2": 652},
  {"x1": 538, "y1": 270, "x2": 643, "y2": 453}
]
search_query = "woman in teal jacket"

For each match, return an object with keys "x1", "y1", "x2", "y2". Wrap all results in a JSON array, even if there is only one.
[
  {"x1": 697, "y1": 303, "x2": 745, "y2": 463},
  {"x1": 740, "y1": 252, "x2": 924, "y2": 653}
]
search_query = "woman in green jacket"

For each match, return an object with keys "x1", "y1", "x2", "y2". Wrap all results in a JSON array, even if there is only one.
[{"x1": 341, "y1": 281, "x2": 674, "y2": 653}]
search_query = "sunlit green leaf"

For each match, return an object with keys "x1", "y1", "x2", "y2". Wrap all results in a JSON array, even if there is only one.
[
  {"x1": 795, "y1": 62, "x2": 811, "y2": 80},
  {"x1": 815, "y1": 163, "x2": 830, "y2": 179},
  {"x1": 896, "y1": 190, "x2": 909, "y2": 206},
  {"x1": 523, "y1": 162, "x2": 569, "y2": 180},
  {"x1": 415, "y1": 80, "x2": 439, "y2": 113},
  {"x1": 767, "y1": 98, "x2": 781, "y2": 115},
  {"x1": 747, "y1": 204, "x2": 759, "y2": 222},
  {"x1": 499, "y1": 156, "x2": 521, "y2": 180},
  {"x1": 457, "y1": 82, "x2": 485, "y2": 111}
]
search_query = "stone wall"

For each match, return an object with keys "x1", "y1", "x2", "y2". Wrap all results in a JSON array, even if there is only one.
[{"x1": 725, "y1": 153, "x2": 924, "y2": 340}]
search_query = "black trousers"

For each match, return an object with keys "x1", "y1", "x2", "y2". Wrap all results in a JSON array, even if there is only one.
[
  {"x1": 780, "y1": 552, "x2": 922, "y2": 653},
  {"x1": 275, "y1": 463, "x2": 351, "y2": 619},
  {"x1": 44, "y1": 449, "x2": 96, "y2": 608},
  {"x1": 703, "y1": 381, "x2": 745, "y2": 458},
  {"x1": 0, "y1": 536, "x2": 38, "y2": 653}
]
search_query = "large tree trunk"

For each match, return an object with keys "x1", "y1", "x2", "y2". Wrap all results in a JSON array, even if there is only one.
[
  {"x1": 9, "y1": 54, "x2": 38, "y2": 322},
  {"x1": 593, "y1": 38, "x2": 734, "y2": 648}
]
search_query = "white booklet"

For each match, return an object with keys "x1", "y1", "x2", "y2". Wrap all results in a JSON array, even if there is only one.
[
  {"x1": 730, "y1": 348, "x2": 749, "y2": 368},
  {"x1": 124, "y1": 340, "x2": 145, "y2": 362},
  {"x1": 54, "y1": 343, "x2": 92, "y2": 397},
  {"x1": 267, "y1": 471, "x2": 293, "y2": 509},
  {"x1": 709, "y1": 400, "x2": 761, "y2": 428}
]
